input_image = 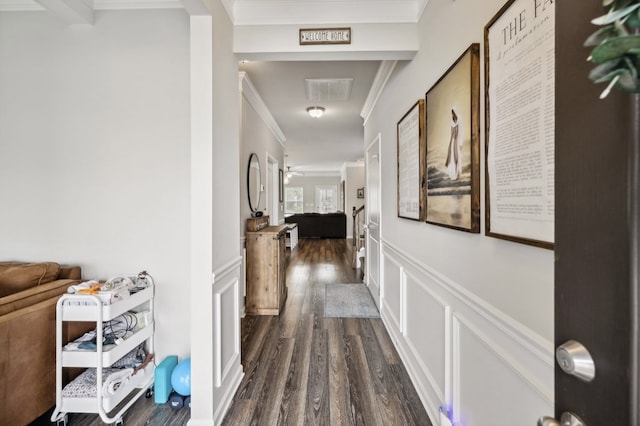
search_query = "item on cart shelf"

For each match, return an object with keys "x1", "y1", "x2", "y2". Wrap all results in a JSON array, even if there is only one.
[
  {"x1": 66, "y1": 312, "x2": 139, "y2": 351},
  {"x1": 132, "y1": 271, "x2": 152, "y2": 293},
  {"x1": 63, "y1": 331, "x2": 98, "y2": 352},
  {"x1": 67, "y1": 280, "x2": 100, "y2": 294},
  {"x1": 103, "y1": 276, "x2": 134, "y2": 291},
  {"x1": 135, "y1": 310, "x2": 153, "y2": 327},
  {"x1": 112, "y1": 344, "x2": 146, "y2": 369},
  {"x1": 103, "y1": 368, "x2": 134, "y2": 395},
  {"x1": 134, "y1": 353, "x2": 155, "y2": 375},
  {"x1": 62, "y1": 366, "x2": 149, "y2": 398}
]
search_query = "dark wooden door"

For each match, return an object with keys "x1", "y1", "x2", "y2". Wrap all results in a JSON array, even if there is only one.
[{"x1": 555, "y1": 0, "x2": 638, "y2": 424}]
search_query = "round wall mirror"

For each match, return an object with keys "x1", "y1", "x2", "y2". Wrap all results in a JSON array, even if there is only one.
[{"x1": 247, "y1": 153, "x2": 262, "y2": 213}]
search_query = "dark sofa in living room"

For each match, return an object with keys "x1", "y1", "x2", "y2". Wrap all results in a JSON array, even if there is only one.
[{"x1": 285, "y1": 212, "x2": 347, "y2": 238}]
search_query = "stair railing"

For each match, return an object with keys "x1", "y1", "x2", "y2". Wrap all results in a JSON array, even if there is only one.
[{"x1": 352, "y1": 205, "x2": 365, "y2": 268}]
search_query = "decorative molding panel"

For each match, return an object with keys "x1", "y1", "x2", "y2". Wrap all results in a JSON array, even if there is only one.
[
  {"x1": 453, "y1": 314, "x2": 552, "y2": 425},
  {"x1": 383, "y1": 240, "x2": 553, "y2": 360},
  {"x1": 380, "y1": 240, "x2": 553, "y2": 426},
  {"x1": 211, "y1": 257, "x2": 244, "y2": 424},
  {"x1": 404, "y1": 269, "x2": 449, "y2": 400},
  {"x1": 381, "y1": 253, "x2": 402, "y2": 330}
]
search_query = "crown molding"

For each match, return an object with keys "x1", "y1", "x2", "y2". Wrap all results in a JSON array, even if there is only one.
[
  {"x1": 0, "y1": 0, "x2": 182, "y2": 11},
  {"x1": 361, "y1": 60, "x2": 397, "y2": 126},
  {"x1": 239, "y1": 72, "x2": 287, "y2": 147},
  {"x1": 1, "y1": 0, "x2": 428, "y2": 21},
  {"x1": 93, "y1": 0, "x2": 182, "y2": 9},
  {"x1": 0, "y1": 0, "x2": 43, "y2": 10},
  {"x1": 232, "y1": 0, "x2": 419, "y2": 25}
]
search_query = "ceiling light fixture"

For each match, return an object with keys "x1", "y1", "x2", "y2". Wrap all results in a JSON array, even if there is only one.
[{"x1": 306, "y1": 106, "x2": 325, "y2": 118}]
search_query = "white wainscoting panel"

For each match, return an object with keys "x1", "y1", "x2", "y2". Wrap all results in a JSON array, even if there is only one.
[
  {"x1": 404, "y1": 270, "x2": 449, "y2": 404},
  {"x1": 368, "y1": 235, "x2": 380, "y2": 290},
  {"x1": 381, "y1": 241, "x2": 553, "y2": 426},
  {"x1": 212, "y1": 257, "x2": 244, "y2": 424},
  {"x1": 382, "y1": 253, "x2": 402, "y2": 332},
  {"x1": 453, "y1": 314, "x2": 552, "y2": 426}
]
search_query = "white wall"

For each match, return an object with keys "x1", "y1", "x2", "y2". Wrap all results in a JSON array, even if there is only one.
[
  {"x1": 285, "y1": 175, "x2": 341, "y2": 213},
  {"x1": 240, "y1": 92, "x2": 285, "y2": 228},
  {"x1": 343, "y1": 163, "x2": 365, "y2": 238},
  {"x1": 0, "y1": 10, "x2": 191, "y2": 360},
  {"x1": 364, "y1": 0, "x2": 555, "y2": 424},
  {"x1": 187, "y1": 2, "x2": 244, "y2": 422}
]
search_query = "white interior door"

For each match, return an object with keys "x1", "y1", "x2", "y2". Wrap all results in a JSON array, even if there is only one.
[{"x1": 365, "y1": 134, "x2": 381, "y2": 307}]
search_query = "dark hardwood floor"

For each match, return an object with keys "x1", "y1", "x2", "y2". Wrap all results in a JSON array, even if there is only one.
[
  {"x1": 34, "y1": 238, "x2": 430, "y2": 426},
  {"x1": 221, "y1": 238, "x2": 431, "y2": 426}
]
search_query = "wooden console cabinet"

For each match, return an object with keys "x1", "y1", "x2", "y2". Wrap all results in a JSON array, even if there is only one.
[{"x1": 246, "y1": 224, "x2": 287, "y2": 315}]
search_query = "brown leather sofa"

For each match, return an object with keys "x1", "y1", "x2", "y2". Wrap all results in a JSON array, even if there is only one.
[{"x1": 0, "y1": 261, "x2": 89, "y2": 426}]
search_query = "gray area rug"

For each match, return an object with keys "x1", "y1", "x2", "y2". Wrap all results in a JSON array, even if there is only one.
[{"x1": 324, "y1": 283, "x2": 380, "y2": 318}]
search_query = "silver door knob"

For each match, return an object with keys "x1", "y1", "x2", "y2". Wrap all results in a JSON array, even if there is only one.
[
  {"x1": 538, "y1": 412, "x2": 586, "y2": 426},
  {"x1": 556, "y1": 340, "x2": 595, "y2": 382},
  {"x1": 538, "y1": 416, "x2": 560, "y2": 426}
]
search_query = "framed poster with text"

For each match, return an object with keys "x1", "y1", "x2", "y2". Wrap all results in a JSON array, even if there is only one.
[
  {"x1": 397, "y1": 99, "x2": 426, "y2": 221},
  {"x1": 484, "y1": 0, "x2": 555, "y2": 249}
]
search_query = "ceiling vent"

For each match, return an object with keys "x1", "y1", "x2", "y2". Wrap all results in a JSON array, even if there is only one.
[{"x1": 305, "y1": 78, "x2": 353, "y2": 102}]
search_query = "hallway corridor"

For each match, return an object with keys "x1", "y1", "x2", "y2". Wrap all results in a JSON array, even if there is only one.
[{"x1": 221, "y1": 238, "x2": 431, "y2": 425}]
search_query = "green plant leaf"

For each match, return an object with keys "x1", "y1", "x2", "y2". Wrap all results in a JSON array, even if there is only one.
[
  {"x1": 622, "y1": 55, "x2": 639, "y2": 79},
  {"x1": 589, "y1": 60, "x2": 622, "y2": 80},
  {"x1": 590, "y1": 34, "x2": 640, "y2": 63},
  {"x1": 617, "y1": 69, "x2": 638, "y2": 90},
  {"x1": 592, "y1": 3, "x2": 640, "y2": 25},
  {"x1": 612, "y1": 0, "x2": 636, "y2": 8},
  {"x1": 592, "y1": 68, "x2": 624, "y2": 83},
  {"x1": 585, "y1": 26, "x2": 619, "y2": 46},
  {"x1": 627, "y1": 9, "x2": 640, "y2": 27}
]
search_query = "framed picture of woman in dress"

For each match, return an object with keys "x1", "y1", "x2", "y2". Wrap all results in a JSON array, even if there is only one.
[{"x1": 425, "y1": 43, "x2": 480, "y2": 233}]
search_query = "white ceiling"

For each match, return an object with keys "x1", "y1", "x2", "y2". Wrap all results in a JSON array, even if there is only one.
[
  {"x1": 240, "y1": 60, "x2": 380, "y2": 174},
  {"x1": 0, "y1": 0, "x2": 427, "y2": 173},
  {"x1": 231, "y1": 0, "x2": 428, "y2": 174}
]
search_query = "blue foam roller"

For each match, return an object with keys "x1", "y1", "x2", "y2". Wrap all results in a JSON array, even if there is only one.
[{"x1": 154, "y1": 355, "x2": 178, "y2": 404}]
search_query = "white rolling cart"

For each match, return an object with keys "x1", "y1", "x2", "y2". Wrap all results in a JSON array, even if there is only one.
[{"x1": 51, "y1": 272, "x2": 155, "y2": 425}]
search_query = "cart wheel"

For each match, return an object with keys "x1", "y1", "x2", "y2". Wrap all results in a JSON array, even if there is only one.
[
  {"x1": 115, "y1": 418, "x2": 124, "y2": 426},
  {"x1": 146, "y1": 387, "x2": 153, "y2": 398}
]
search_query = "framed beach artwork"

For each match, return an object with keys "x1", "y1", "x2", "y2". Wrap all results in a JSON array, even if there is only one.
[{"x1": 425, "y1": 43, "x2": 481, "y2": 233}]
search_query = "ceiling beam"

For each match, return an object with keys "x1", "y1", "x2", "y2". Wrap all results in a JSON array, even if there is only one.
[{"x1": 34, "y1": 0, "x2": 93, "y2": 24}]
